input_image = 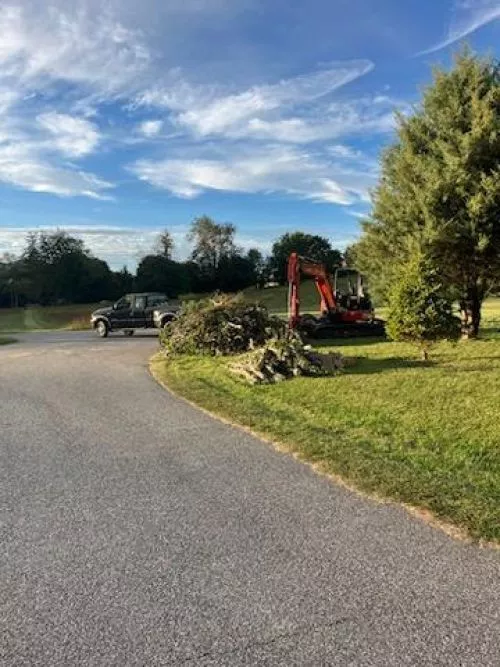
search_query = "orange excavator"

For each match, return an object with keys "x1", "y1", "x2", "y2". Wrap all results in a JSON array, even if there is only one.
[{"x1": 287, "y1": 252, "x2": 385, "y2": 338}]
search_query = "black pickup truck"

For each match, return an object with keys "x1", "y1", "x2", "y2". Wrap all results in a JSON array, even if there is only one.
[{"x1": 90, "y1": 293, "x2": 178, "y2": 337}]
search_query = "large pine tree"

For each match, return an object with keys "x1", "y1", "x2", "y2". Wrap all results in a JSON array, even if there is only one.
[{"x1": 355, "y1": 50, "x2": 500, "y2": 337}]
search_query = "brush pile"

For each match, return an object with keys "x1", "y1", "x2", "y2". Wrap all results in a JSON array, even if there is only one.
[
  {"x1": 160, "y1": 293, "x2": 286, "y2": 356},
  {"x1": 230, "y1": 332, "x2": 344, "y2": 385}
]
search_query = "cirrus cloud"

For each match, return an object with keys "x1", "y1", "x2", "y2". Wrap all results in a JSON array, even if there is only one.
[{"x1": 418, "y1": 0, "x2": 500, "y2": 55}]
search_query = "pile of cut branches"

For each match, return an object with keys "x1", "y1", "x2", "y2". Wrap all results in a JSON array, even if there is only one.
[
  {"x1": 160, "y1": 293, "x2": 286, "y2": 356},
  {"x1": 230, "y1": 333, "x2": 344, "y2": 385}
]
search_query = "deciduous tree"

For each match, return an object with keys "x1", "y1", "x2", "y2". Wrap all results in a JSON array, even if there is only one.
[{"x1": 270, "y1": 232, "x2": 342, "y2": 283}]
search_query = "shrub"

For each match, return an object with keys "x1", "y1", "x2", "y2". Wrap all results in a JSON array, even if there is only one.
[{"x1": 387, "y1": 249, "x2": 460, "y2": 359}]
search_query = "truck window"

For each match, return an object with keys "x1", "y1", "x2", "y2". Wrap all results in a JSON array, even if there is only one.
[
  {"x1": 147, "y1": 295, "x2": 167, "y2": 307},
  {"x1": 116, "y1": 297, "x2": 131, "y2": 309},
  {"x1": 134, "y1": 296, "x2": 146, "y2": 310}
]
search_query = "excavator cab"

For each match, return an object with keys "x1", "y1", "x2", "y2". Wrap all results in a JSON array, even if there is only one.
[{"x1": 334, "y1": 268, "x2": 371, "y2": 312}]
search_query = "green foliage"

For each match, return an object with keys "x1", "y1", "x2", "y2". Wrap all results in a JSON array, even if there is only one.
[
  {"x1": 354, "y1": 50, "x2": 500, "y2": 336},
  {"x1": 1, "y1": 232, "x2": 129, "y2": 306},
  {"x1": 189, "y1": 215, "x2": 236, "y2": 273},
  {"x1": 270, "y1": 231, "x2": 342, "y2": 283},
  {"x1": 187, "y1": 215, "x2": 257, "y2": 291},
  {"x1": 136, "y1": 255, "x2": 190, "y2": 297},
  {"x1": 160, "y1": 293, "x2": 285, "y2": 356},
  {"x1": 386, "y1": 250, "x2": 460, "y2": 358}
]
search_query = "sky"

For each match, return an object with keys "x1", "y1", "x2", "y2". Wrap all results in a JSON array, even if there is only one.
[{"x1": 1, "y1": 0, "x2": 500, "y2": 269}]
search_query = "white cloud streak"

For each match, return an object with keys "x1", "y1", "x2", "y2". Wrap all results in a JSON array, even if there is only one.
[
  {"x1": 418, "y1": 0, "x2": 500, "y2": 55},
  {"x1": 37, "y1": 112, "x2": 100, "y2": 157},
  {"x1": 0, "y1": 2, "x2": 402, "y2": 208},
  {"x1": 0, "y1": 4, "x2": 150, "y2": 96},
  {"x1": 137, "y1": 119, "x2": 164, "y2": 137},
  {"x1": 172, "y1": 61, "x2": 374, "y2": 137},
  {"x1": 131, "y1": 144, "x2": 377, "y2": 205},
  {"x1": 0, "y1": 146, "x2": 113, "y2": 199},
  {"x1": 0, "y1": 2, "x2": 153, "y2": 199}
]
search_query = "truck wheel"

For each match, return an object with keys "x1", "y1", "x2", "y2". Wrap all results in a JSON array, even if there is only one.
[
  {"x1": 162, "y1": 318, "x2": 173, "y2": 330},
  {"x1": 123, "y1": 330, "x2": 134, "y2": 336},
  {"x1": 96, "y1": 320, "x2": 109, "y2": 338}
]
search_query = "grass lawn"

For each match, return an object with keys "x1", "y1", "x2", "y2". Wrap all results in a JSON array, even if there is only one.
[
  {"x1": 151, "y1": 298, "x2": 500, "y2": 543},
  {"x1": 0, "y1": 303, "x2": 97, "y2": 332}
]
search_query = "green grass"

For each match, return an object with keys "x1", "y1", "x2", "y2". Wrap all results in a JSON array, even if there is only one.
[
  {"x1": 151, "y1": 298, "x2": 500, "y2": 543},
  {"x1": 0, "y1": 303, "x2": 97, "y2": 332},
  {"x1": 243, "y1": 281, "x2": 319, "y2": 316}
]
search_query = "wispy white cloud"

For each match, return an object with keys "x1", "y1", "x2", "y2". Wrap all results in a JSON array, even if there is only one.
[
  {"x1": 131, "y1": 64, "x2": 402, "y2": 204},
  {"x1": 0, "y1": 145, "x2": 113, "y2": 199},
  {"x1": 0, "y1": 4, "x2": 150, "y2": 97},
  {"x1": 137, "y1": 119, "x2": 164, "y2": 137},
  {"x1": 169, "y1": 61, "x2": 374, "y2": 137},
  {"x1": 0, "y1": 2, "x2": 402, "y2": 209},
  {"x1": 37, "y1": 112, "x2": 100, "y2": 157},
  {"x1": 130, "y1": 143, "x2": 377, "y2": 205},
  {"x1": 0, "y1": 2, "x2": 153, "y2": 199},
  {"x1": 418, "y1": 0, "x2": 500, "y2": 55}
]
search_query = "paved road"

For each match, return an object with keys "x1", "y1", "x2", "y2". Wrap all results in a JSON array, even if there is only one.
[{"x1": 1, "y1": 331, "x2": 499, "y2": 666}]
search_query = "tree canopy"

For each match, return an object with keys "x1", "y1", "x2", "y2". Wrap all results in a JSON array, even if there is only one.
[
  {"x1": 136, "y1": 255, "x2": 190, "y2": 297},
  {"x1": 270, "y1": 232, "x2": 342, "y2": 283},
  {"x1": 355, "y1": 50, "x2": 500, "y2": 337}
]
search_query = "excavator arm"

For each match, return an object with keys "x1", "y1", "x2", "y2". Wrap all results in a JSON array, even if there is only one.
[{"x1": 287, "y1": 252, "x2": 337, "y2": 328}]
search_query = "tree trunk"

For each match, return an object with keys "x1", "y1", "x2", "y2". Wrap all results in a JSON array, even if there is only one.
[
  {"x1": 460, "y1": 285, "x2": 482, "y2": 339},
  {"x1": 421, "y1": 346, "x2": 429, "y2": 361}
]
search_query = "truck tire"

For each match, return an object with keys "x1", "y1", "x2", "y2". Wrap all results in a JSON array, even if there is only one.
[{"x1": 96, "y1": 320, "x2": 109, "y2": 338}]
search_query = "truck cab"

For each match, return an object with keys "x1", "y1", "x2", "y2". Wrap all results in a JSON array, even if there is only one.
[{"x1": 90, "y1": 293, "x2": 177, "y2": 337}]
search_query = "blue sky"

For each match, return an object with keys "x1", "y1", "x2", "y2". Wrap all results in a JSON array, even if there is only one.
[{"x1": 1, "y1": 0, "x2": 500, "y2": 269}]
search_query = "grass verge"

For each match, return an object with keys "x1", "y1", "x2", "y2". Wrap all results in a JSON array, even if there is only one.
[
  {"x1": 151, "y1": 301, "x2": 500, "y2": 544},
  {"x1": 0, "y1": 304, "x2": 97, "y2": 332}
]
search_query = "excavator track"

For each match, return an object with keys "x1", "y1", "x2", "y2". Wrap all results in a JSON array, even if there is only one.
[{"x1": 300, "y1": 318, "x2": 386, "y2": 339}]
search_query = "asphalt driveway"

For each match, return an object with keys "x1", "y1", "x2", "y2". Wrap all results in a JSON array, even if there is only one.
[{"x1": 1, "y1": 331, "x2": 499, "y2": 665}]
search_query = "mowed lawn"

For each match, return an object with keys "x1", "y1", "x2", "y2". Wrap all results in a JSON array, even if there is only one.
[
  {"x1": 0, "y1": 303, "x2": 97, "y2": 332},
  {"x1": 152, "y1": 298, "x2": 500, "y2": 543}
]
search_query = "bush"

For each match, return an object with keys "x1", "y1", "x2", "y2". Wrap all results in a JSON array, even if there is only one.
[
  {"x1": 160, "y1": 293, "x2": 285, "y2": 356},
  {"x1": 387, "y1": 249, "x2": 460, "y2": 359}
]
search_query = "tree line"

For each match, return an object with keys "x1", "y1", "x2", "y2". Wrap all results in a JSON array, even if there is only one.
[{"x1": 0, "y1": 216, "x2": 343, "y2": 308}]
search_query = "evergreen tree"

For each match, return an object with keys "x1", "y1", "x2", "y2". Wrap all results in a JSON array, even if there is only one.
[
  {"x1": 355, "y1": 50, "x2": 500, "y2": 337},
  {"x1": 387, "y1": 248, "x2": 460, "y2": 360}
]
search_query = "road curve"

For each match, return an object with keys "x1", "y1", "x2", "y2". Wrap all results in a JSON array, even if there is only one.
[{"x1": 1, "y1": 331, "x2": 499, "y2": 666}]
